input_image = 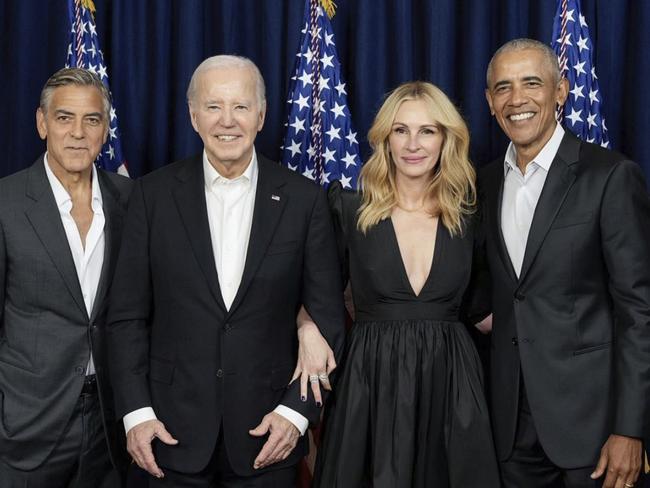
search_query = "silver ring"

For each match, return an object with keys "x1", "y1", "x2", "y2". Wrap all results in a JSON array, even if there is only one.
[
  {"x1": 309, "y1": 374, "x2": 319, "y2": 383},
  {"x1": 624, "y1": 483, "x2": 634, "y2": 488},
  {"x1": 318, "y1": 373, "x2": 329, "y2": 381}
]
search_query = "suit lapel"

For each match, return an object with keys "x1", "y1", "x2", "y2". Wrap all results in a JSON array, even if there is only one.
[
  {"x1": 227, "y1": 157, "x2": 287, "y2": 316},
  {"x1": 518, "y1": 134, "x2": 580, "y2": 283},
  {"x1": 488, "y1": 166, "x2": 519, "y2": 283},
  {"x1": 24, "y1": 158, "x2": 88, "y2": 319},
  {"x1": 172, "y1": 157, "x2": 227, "y2": 311},
  {"x1": 90, "y1": 171, "x2": 124, "y2": 321}
]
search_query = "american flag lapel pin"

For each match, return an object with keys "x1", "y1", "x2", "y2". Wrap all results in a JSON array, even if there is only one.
[{"x1": 271, "y1": 194, "x2": 281, "y2": 201}]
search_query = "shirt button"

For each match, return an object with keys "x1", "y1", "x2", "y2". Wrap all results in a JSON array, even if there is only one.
[{"x1": 216, "y1": 369, "x2": 224, "y2": 378}]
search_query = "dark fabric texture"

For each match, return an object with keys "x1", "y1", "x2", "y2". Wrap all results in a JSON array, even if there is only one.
[
  {"x1": 0, "y1": 386, "x2": 121, "y2": 488},
  {"x1": 106, "y1": 154, "x2": 346, "y2": 476},
  {"x1": 313, "y1": 181, "x2": 500, "y2": 487},
  {"x1": 479, "y1": 132, "x2": 650, "y2": 467},
  {"x1": 0, "y1": 156, "x2": 132, "y2": 476},
  {"x1": 1, "y1": 0, "x2": 649, "y2": 186}
]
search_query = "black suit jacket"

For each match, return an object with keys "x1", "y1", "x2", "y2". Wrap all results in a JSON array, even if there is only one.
[
  {"x1": 107, "y1": 154, "x2": 345, "y2": 475},
  {"x1": 479, "y1": 132, "x2": 650, "y2": 468},
  {"x1": 0, "y1": 156, "x2": 132, "y2": 473}
]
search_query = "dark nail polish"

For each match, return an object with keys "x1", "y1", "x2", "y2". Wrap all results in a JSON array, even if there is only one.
[
  {"x1": 316, "y1": 401, "x2": 322, "y2": 408},
  {"x1": 301, "y1": 395, "x2": 306, "y2": 402}
]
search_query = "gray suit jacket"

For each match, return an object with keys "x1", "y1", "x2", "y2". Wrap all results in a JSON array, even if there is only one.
[{"x1": 0, "y1": 156, "x2": 132, "y2": 471}]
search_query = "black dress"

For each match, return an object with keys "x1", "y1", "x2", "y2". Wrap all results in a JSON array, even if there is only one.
[{"x1": 314, "y1": 182, "x2": 500, "y2": 487}]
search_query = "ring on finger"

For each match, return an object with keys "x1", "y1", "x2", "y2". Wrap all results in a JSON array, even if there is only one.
[
  {"x1": 318, "y1": 373, "x2": 329, "y2": 381},
  {"x1": 624, "y1": 483, "x2": 634, "y2": 488},
  {"x1": 309, "y1": 374, "x2": 319, "y2": 383}
]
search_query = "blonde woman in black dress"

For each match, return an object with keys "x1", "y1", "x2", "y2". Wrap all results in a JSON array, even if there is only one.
[{"x1": 298, "y1": 81, "x2": 499, "y2": 487}]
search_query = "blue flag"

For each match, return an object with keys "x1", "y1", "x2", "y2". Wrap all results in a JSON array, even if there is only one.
[
  {"x1": 281, "y1": 0, "x2": 361, "y2": 189},
  {"x1": 66, "y1": 0, "x2": 129, "y2": 174},
  {"x1": 551, "y1": 0, "x2": 611, "y2": 148}
]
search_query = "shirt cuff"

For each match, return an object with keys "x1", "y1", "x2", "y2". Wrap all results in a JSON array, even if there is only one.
[
  {"x1": 274, "y1": 404, "x2": 309, "y2": 436},
  {"x1": 123, "y1": 407, "x2": 157, "y2": 434}
]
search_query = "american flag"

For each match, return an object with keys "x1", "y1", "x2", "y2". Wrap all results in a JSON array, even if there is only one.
[
  {"x1": 551, "y1": 0, "x2": 611, "y2": 148},
  {"x1": 281, "y1": 0, "x2": 361, "y2": 189},
  {"x1": 65, "y1": 0, "x2": 129, "y2": 175}
]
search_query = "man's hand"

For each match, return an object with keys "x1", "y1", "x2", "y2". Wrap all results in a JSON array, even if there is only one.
[
  {"x1": 127, "y1": 419, "x2": 179, "y2": 478},
  {"x1": 591, "y1": 434, "x2": 642, "y2": 488},
  {"x1": 249, "y1": 412, "x2": 300, "y2": 469}
]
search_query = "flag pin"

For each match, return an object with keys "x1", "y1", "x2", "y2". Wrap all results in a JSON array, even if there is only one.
[{"x1": 271, "y1": 194, "x2": 281, "y2": 201}]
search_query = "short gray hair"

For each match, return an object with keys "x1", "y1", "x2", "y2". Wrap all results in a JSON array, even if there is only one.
[
  {"x1": 40, "y1": 67, "x2": 112, "y2": 121},
  {"x1": 186, "y1": 55, "x2": 266, "y2": 109},
  {"x1": 486, "y1": 38, "x2": 561, "y2": 87}
]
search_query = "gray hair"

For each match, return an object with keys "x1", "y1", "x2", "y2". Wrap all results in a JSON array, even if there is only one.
[
  {"x1": 486, "y1": 38, "x2": 561, "y2": 87},
  {"x1": 40, "y1": 67, "x2": 112, "y2": 121},
  {"x1": 186, "y1": 55, "x2": 266, "y2": 109}
]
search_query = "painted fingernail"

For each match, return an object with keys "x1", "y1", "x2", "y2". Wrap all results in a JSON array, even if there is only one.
[
  {"x1": 316, "y1": 401, "x2": 322, "y2": 407},
  {"x1": 301, "y1": 395, "x2": 306, "y2": 402}
]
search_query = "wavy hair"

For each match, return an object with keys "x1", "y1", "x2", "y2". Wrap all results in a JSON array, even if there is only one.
[{"x1": 357, "y1": 81, "x2": 476, "y2": 236}]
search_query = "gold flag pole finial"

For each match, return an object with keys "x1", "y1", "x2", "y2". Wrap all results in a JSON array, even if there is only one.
[
  {"x1": 320, "y1": 0, "x2": 337, "y2": 18},
  {"x1": 81, "y1": 0, "x2": 96, "y2": 15}
]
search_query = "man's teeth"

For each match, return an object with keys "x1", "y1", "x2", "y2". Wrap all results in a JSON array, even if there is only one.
[
  {"x1": 217, "y1": 135, "x2": 237, "y2": 141},
  {"x1": 509, "y1": 112, "x2": 534, "y2": 121}
]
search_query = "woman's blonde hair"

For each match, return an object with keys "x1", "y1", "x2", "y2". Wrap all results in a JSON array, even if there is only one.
[{"x1": 357, "y1": 81, "x2": 476, "y2": 236}]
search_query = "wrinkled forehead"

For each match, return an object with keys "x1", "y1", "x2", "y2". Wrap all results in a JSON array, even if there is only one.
[
  {"x1": 489, "y1": 49, "x2": 555, "y2": 86},
  {"x1": 48, "y1": 85, "x2": 107, "y2": 114},
  {"x1": 194, "y1": 66, "x2": 259, "y2": 101}
]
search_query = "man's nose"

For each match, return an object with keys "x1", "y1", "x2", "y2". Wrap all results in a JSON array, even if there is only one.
[
  {"x1": 219, "y1": 109, "x2": 235, "y2": 126},
  {"x1": 70, "y1": 118, "x2": 85, "y2": 138},
  {"x1": 509, "y1": 84, "x2": 526, "y2": 106}
]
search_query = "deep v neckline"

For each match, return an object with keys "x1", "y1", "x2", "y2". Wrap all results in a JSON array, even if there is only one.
[{"x1": 388, "y1": 216, "x2": 442, "y2": 298}]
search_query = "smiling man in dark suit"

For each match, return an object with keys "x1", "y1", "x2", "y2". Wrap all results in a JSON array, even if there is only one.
[
  {"x1": 0, "y1": 68, "x2": 131, "y2": 487},
  {"x1": 107, "y1": 55, "x2": 345, "y2": 487},
  {"x1": 481, "y1": 38, "x2": 650, "y2": 488}
]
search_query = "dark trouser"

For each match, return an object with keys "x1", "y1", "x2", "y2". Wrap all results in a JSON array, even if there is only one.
[
  {"x1": 500, "y1": 379, "x2": 644, "y2": 488},
  {"x1": 148, "y1": 432, "x2": 297, "y2": 488},
  {"x1": 0, "y1": 375, "x2": 121, "y2": 488}
]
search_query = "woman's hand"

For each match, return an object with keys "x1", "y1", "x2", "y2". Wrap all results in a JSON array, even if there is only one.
[{"x1": 292, "y1": 314, "x2": 336, "y2": 407}]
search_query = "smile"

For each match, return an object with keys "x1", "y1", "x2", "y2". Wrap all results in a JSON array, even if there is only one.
[
  {"x1": 508, "y1": 112, "x2": 535, "y2": 121},
  {"x1": 216, "y1": 135, "x2": 239, "y2": 141}
]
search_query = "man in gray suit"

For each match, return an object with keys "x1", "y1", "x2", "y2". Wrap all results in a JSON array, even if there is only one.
[{"x1": 0, "y1": 68, "x2": 131, "y2": 487}]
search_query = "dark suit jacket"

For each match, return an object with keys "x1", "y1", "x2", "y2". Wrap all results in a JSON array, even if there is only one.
[
  {"x1": 0, "y1": 156, "x2": 132, "y2": 472},
  {"x1": 479, "y1": 132, "x2": 650, "y2": 468},
  {"x1": 107, "y1": 154, "x2": 345, "y2": 476}
]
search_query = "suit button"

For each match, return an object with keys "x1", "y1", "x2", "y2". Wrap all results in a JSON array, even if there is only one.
[
  {"x1": 224, "y1": 323, "x2": 232, "y2": 332},
  {"x1": 75, "y1": 365, "x2": 85, "y2": 375},
  {"x1": 216, "y1": 369, "x2": 224, "y2": 378},
  {"x1": 511, "y1": 337, "x2": 518, "y2": 346},
  {"x1": 514, "y1": 292, "x2": 525, "y2": 301}
]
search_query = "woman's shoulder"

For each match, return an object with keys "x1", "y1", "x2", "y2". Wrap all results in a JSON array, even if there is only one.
[{"x1": 327, "y1": 180, "x2": 362, "y2": 214}]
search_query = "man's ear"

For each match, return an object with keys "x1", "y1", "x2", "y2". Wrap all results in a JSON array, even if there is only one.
[
  {"x1": 36, "y1": 107, "x2": 48, "y2": 140},
  {"x1": 556, "y1": 77, "x2": 569, "y2": 107},
  {"x1": 257, "y1": 104, "x2": 266, "y2": 132},
  {"x1": 188, "y1": 103, "x2": 199, "y2": 133},
  {"x1": 485, "y1": 89, "x2": 495, "y2": 116}
]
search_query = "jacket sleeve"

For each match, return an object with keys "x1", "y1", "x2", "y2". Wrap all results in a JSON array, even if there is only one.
[{"x1": 600, "y1": 159, "x2": 650, "y2": 438}]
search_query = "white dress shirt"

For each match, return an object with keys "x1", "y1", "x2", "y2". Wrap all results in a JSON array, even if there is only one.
[
  {"x1": 44, "y1": 154, "x2": 105, "y2": 375},
  {"x1": 501, "y1": 123, "x2": 565, "y2": 277},
  {"x1": 123, "y1": 150, "x2": 309, "y2": 436}
]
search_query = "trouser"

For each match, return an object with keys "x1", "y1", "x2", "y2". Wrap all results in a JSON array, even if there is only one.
[
  {"x1": 0, "y1": 375, "x2": 121, "y2": 488},
  {"x1": 500, "y1": 378, "x2": 644, "y2": 488},
  {"x1": 148, "y1": 430, "x2": 297, "y2": 488}
]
